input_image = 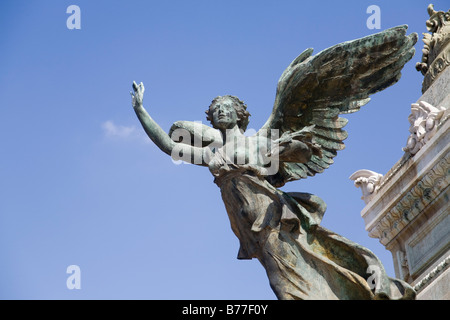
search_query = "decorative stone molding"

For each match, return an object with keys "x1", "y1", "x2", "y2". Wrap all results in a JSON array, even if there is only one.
[
  {"x1": 368, "y1": 152, "x2": 449, "y2": 245},
  {"x1": 353, "y1": 105, "x2": 449, "y2": 299},
  {"x1": 376, "y1": 154, "x2": 410, "y2": 192},
  {"x1": 414, "y1": 255, "x2": 450, "y2": 292},
  {"x1": 403, "y1": 101, "x2": 447, "y2": 155},
  {"x1": 349, "y1": 170, "x2": 383, "y2": 204},
  {"x1": 416, "y1": 4, "x2": 450, "y2": 93}
]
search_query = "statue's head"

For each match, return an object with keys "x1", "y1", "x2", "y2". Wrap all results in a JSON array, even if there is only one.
[{"x1": 205, "y1": 95, "x2": 250, "y2": 131}]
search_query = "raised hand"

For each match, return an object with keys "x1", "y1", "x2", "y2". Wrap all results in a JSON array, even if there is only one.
[{"x1": 130, "y1": 81, "x2": 145, "y2": 109}]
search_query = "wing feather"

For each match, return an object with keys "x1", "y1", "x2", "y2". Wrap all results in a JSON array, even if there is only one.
[{"x1": 259, "y1": 25, "x2": 417, "y2": 187}]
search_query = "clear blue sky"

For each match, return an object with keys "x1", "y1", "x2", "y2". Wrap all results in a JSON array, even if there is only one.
[{"x1": 0, "y1": 0, "x2": 443, "y2": 299}]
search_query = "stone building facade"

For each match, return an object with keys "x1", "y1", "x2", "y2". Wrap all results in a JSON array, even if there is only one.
[{"x1": 350, "y1": 5, "x2": 449, "y2": 300}]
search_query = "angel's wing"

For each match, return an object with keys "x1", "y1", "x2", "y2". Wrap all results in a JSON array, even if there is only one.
[{"x1": 258, "y1": 25, "x2": 417, "y2": 187}]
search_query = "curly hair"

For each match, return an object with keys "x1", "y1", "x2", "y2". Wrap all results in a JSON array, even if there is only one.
[{"x1": 205, "y1": 95, "x2": 251, "y2": 131}]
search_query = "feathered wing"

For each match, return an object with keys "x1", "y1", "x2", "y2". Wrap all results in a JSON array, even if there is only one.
[{"x1": 259, "y1": 25, "x2": 418, "y2": 187}]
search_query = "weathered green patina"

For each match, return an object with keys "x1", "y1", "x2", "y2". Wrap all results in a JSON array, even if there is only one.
[{"x1": 131, "y1": 26, "x2": 418, "y2": 300}]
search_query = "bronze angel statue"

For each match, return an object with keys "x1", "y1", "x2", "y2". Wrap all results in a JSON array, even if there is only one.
[{"x1": 131, "y1": 25, "x2": 418, "y2": 300}]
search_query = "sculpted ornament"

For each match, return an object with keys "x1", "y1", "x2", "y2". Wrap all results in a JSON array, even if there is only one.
[
  {"x1": 416, "y1": 4, "x2": 450, "y2": 92},
  {"x1": 349, "y1": 170, "x2": 384, "y2": 204},
  {"x1": 131, "y1": 26, "x2": 418, "y2": 300},
  {"x1": 403, "y1": 100, "x2": 447, "y2": 155}
]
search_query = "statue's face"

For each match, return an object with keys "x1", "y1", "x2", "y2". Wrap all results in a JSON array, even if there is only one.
[{"x1": 209, "y1": 98, "x2": 238, "y2": 130}]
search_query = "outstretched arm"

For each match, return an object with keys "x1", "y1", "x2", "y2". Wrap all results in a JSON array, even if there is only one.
[
  {"x1": 131, "y1": 81, "x2": 210, "y2": 165},
  {"x1": 131, "y1": 81, "x2": 175, "y2": 155}
]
